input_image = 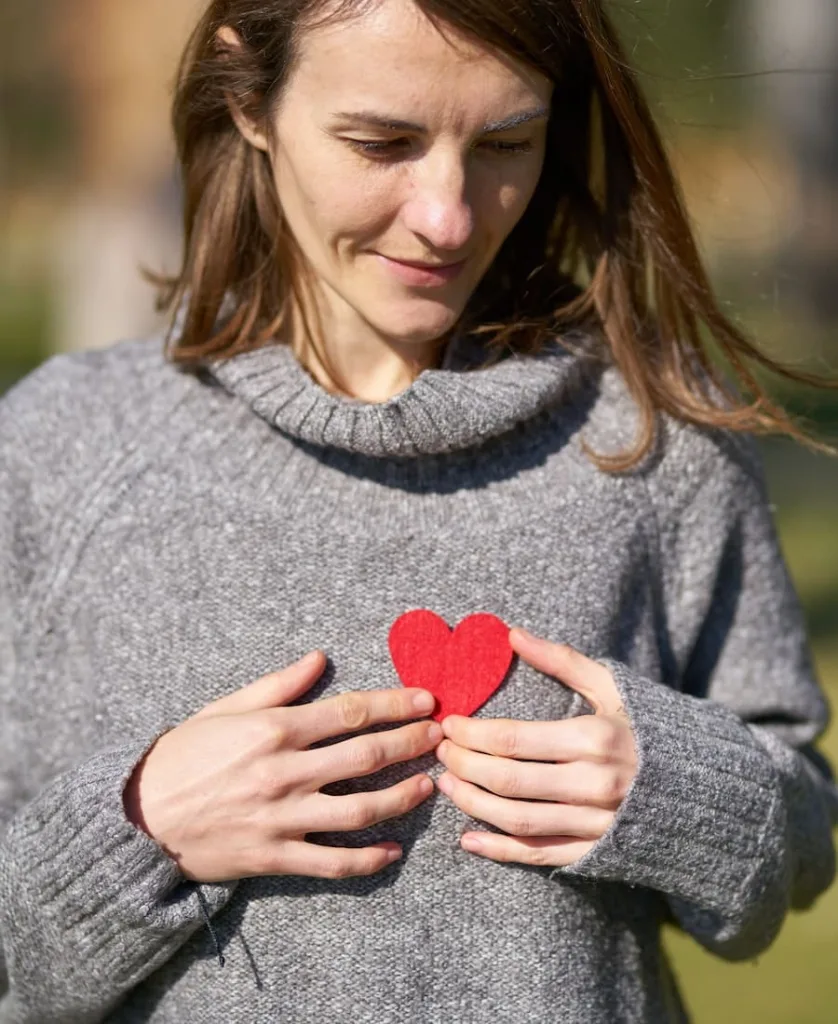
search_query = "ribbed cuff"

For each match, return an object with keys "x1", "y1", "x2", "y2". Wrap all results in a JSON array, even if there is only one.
[
  {"x1": 3, "y1": 738, "x2": 236, "y2": 994},
  {"x1": 557, "y1": 660, "x2": 784, "y2": 915}
]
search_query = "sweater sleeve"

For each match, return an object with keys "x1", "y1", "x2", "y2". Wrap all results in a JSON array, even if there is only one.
[
  {"x1": 0, "y1": 358, "x2": 236, "y2": 1023},
  {"x1": 556, "y1": 427, "x2": 838, "y2": 961}
]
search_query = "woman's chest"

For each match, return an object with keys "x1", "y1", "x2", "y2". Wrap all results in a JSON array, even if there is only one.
[{"x1": 17, "y1": 468, "x2": 665, "y2": 763}]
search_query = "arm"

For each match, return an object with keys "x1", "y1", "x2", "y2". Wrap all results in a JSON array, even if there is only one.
[
  {"x1": 559, "y1": 428, "x2": 838, "y2": 960},
  {"x1": 0, "y1": 746, "x2": 237, "y2": 1023},
  {"x1": 0, "y1": 359, "x2": 236, "y2": 1023},
  {"x1": 0, "y1": 351, "x2": 438, "y2": 1021}
]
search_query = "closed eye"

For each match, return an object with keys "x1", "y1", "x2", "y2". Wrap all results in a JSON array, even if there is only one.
[{"x1": 345, "y1": 138, "x2": 534, "y2": 157}]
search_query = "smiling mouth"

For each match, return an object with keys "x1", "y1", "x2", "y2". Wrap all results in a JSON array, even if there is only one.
[
  {"x1": 379, "y1": 255, "x2": 466, "y2": 269},
  {"x1": 374, "y1": 254, "x2": 468, "y2": 286}
]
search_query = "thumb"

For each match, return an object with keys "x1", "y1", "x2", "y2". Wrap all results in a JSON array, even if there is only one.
[
  {"x1": 509, "y1": 628, "x2": 623, "y2": 716},
  {"x1": 194, "y1": 650, "x2": 327, "y2": 719}
]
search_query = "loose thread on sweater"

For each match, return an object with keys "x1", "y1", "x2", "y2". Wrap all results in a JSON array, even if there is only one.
[{"x1": 195, "y1": 887, "x2": 226, "y2": 968}]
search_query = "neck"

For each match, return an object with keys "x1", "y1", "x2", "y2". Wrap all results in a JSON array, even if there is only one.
[{"x1": 286, "y1": 290, "x2": 450, "y2": 404}]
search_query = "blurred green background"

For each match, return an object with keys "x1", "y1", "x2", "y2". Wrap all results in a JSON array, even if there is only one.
[{"x1": 1, "y1": 1, "x2": 837, "y2": 1019}]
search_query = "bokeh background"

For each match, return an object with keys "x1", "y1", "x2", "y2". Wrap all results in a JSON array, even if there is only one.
[{"x1": 1, "y1": 1, "x2": 837, "y2": 1019}]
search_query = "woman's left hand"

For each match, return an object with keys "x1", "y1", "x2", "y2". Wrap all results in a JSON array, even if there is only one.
[{"x1": 435, "y1": 628, "x2": 638, "y2": 868}]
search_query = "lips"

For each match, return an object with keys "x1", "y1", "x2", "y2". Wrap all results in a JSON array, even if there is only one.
[
  {"x1": 374, "y1": 252, "x2": 467, "y2": 285},
  {"x1": 387, "y1": 257, "x2": 463, "y2": 269}
]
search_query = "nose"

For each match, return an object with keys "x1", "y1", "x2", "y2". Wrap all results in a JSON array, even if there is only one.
[{"x1": 400, "y1": 149, "x2": 475, "y2": 254}]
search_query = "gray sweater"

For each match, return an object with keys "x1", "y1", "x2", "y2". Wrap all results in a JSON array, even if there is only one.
[{"x1": 0, "y1": 330, "x2": 836, "y2": 1024}]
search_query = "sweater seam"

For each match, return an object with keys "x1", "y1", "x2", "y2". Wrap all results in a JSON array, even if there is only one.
[{"x1": 16, "y1": 388, "x2": 193, "y2": 652}]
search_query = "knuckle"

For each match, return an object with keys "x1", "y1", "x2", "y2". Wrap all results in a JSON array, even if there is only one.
[
  {"x1": 268, "y1": 721, "x2": 291, "y2": 752},
  {"x1": 337, "y1": 693, "x2": 370, "y2": 732},
  {"x1": 591, "y1": 718, "x2": 620, "y2": 761},
  {"x1": 373, "y1": 787, "x2": 413, "y2": 823},
  {"x1": 395, "y1": 781, "x2": 422, "y2": 814},
  {"x1": 339, "y1": 797, "x2": 377, "y2": 831},
  {"x1": 411, "y1": 723, "x2": 435, "y2": 754},
  {"x1": 525, "y1": 844, "x2": 550, "y2": 867},
  {"x1": 388, "y1": 690, "x2": 411, "y2": 719},
  {"x1": 495, "y1": 765, "x2": 522, "y2": 798},
  {"x1": 505, "y1": 811, "x2": 534, "y2": 837},
  {"x1": 258, "y1": 709, "x2": 291, "y2": 751},
  {"x1": 250, "y1": 760, "x2": 282, "y2": 801},
  {"x1": 492, "y1": 724, "x2": 520, "y2": 759},
  {"x1": 595, "y1": 769, "x2": 624, "y2": 806},
  {"x1": 356, "y1": 851, "x2": 387, "y2": 876},
  {"x1": 347, "y1": 739, "x2": 383, "y2": 775},
  {"x1": 322, "y1": 856, "x2": 353, "y2": 879}
]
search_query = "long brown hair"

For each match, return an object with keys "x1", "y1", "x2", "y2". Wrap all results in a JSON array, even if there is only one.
[{"x1": 150, "y1": 0, "x2": 837, "y2": 469}]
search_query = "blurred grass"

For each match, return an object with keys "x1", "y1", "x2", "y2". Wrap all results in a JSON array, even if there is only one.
[{"x1": 0, "y1": 275, "x2": 53, "y2": 394}]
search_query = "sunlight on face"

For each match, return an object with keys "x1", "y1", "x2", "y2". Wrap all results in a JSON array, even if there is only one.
[{"x1": 267, "y1": 0, "x2": 552, "y2": 350}]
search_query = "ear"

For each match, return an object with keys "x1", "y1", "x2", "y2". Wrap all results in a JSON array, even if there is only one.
[{"x1": 215, "y1": 25, "x2": 271, "y2": 154}]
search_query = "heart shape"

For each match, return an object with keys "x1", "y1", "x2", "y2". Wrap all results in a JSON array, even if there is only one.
[{"x1": 388, "y1": 610, "x2": 514, "y2": 722}]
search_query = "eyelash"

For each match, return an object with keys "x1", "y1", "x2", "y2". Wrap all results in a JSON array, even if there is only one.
[{"x1": 346, "y1": 138, "x2": 534, "y2": 157}]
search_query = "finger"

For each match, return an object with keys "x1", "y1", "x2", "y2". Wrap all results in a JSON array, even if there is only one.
[
  {"x1": 441, "y1": 714, "x2": 617, "y2": 763},
  {"x1": 303, "y1": 774, "x2": 434, "y2": 832},
  {"x1": 437, "y1": 739, "x2": 623, "y2": 808},
  {"x1": 288, "y1": 687, "x2": 436, "y2": 747},
  {"x1": 437, "y1": 771, "x2": 615, "y2": 837},
  {"x1": 194, "y1": 651, "x2": 327, "y2": 719},
  {"x1": 302, "y1": 721, "x2": 442, "y2": 785},
  {"x1": 459, "y1": 831, "x2": 596, "y2": 868},
  {"x1": 509, "y1": 629, "x2": 623, "y2": 716},
  {"x1": 259, "y1": 838, "x2": 404, "y2": 879}
]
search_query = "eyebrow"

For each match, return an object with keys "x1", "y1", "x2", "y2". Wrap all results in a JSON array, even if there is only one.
[{"x1": 331, "y1": 106, "x2": 550, "y2": 134}]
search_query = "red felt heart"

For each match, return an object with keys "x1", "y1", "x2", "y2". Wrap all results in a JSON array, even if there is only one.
[{"x1": 388, "y1": 610, "x2": 513, "y2": 722}]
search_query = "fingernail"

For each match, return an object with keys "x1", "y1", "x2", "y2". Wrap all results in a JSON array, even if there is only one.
[
  {"x1": 387, "y1": 847, "x2": 402, "y2": 862},
  {"x1": 461, "y1": 834, "x2": 483, "y2": 852},
  {"x1": 437, "y1": 774, "x2": 453, "y2": 795},
  {"x1": 412, "y1": 690, "x2": 436, "y2": 713},
  {"x1": 427, "y1": 723, "x2": 443, "y2": 744},
  {"x1": 418, "y1": 775, "x2": 434, "y2": 795}
]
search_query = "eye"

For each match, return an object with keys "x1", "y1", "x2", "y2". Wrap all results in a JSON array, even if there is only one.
[
  {"x1": 345, "y1": 138, "x2": 411, "y2": 156},
  {"x1": 344, "y1": 138, "x2": 534, "y2": 159},
  {"x1": 483, "y1": 140, "x2": 533, "y2": 154}
]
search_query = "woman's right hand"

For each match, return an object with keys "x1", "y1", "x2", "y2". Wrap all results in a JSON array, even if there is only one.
[{"x1": 123, "y1": 651, "x2": 440, "y2": 883}]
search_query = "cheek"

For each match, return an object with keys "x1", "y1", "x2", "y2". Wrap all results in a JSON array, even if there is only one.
[
  {"x1": 272, "y1": 144, "x2": 385, "y2": 239},
  {"x1": 495, "y1": 164, "x2": 543, "y2": 225},
  {"x1": 469, "y1": 174, "x2": 539, "y2": 260},
  {"x1": 295, "y1": 169, "x2": 398, "y2": 252}
]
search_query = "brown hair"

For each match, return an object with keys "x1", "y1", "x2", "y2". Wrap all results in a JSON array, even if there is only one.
[{"x1": 150, "y1": 0, "x2": 837, "y2": 470}]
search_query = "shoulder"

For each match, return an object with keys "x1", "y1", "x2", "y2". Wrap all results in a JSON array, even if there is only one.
[
  {"x1": 581, "y1": 364, "x2": 769, "y2": 523},
  {"x1": 0, "y1": 333, "x2": 192, "y2": 449},
  {"x1": 0, "y1": 332, "x2": 205, "y2": 546}
]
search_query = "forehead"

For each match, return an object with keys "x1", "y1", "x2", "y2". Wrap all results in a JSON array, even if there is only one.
[{"x1": 289, "y1": 0, "x2": 552, "y2": 117}]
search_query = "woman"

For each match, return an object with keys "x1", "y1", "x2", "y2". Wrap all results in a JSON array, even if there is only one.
[{"x1": 1, "y1": 0, "x2": 836, "y2": 1021}]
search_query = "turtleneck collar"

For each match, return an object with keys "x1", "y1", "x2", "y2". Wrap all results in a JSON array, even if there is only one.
[{"x1": 205, "y1": 329, "x2": 598, "y2": 459}]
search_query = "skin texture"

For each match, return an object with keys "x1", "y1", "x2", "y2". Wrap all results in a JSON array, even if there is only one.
[
  {"x1": 124, "y1": 652, "x2": 443, "y2": 881},
  {"x1": 222, "y1": 0, "x2": 552, "y2": 401},
  {"x1": 435, "y1": 629, "x2": 638, "y2": 868}
]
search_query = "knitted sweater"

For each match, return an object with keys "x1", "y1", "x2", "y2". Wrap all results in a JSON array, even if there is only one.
[{"x1": 0, "y1": 330, "x2": 836, "y2": 1024}]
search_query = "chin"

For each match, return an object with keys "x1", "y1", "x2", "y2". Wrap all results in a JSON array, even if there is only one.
[{"x1": 369, "y1": 302, "x2": 465, "y2": 346}]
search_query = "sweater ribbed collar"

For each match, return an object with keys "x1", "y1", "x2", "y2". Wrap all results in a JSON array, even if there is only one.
[{"x1": 206, "y1": 330, "x2": 595, "y2": 459}]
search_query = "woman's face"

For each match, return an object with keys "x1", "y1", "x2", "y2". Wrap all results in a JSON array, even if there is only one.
[{"x1": 238, "y1": 0, "x2": 552, "y2": 351}]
